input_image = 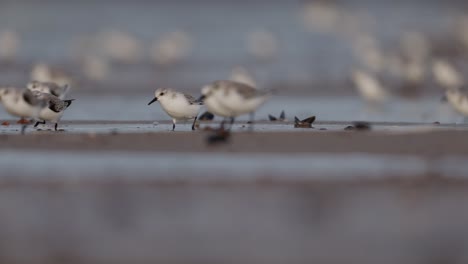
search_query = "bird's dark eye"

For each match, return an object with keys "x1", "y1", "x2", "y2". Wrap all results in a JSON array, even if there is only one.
[{"x1": 160, "y1": 92, "x2": 164, "y2": 96}]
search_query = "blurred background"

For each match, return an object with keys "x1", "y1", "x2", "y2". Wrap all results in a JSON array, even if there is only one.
[
  {"x1": 1, "y1": 0, "x2": 468, "y2": 122},
  {"x1": 2, "y1": 1, "x2": 468, "y2": 264}
]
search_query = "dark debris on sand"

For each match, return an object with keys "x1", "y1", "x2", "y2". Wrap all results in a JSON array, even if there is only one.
[
  {"x1": 344, "y1": 121, "x2": 372, "y2": 131},
  {"x1": 294, "y1": 116, "x2": 316, "y2": 128},
  {"x1": 268, "y1": 110, "x2": 286, "y2": 122},
  {"x1": 199, "y1": 111, "x2": 215, "y2": 121}
]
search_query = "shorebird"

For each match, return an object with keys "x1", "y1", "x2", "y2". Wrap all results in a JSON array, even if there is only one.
[
  {"x1": 445, "y1": 87, "x2": 468, "y2": 118},
  {"x1": 229, "y1": 66, "x2": 257, "y2": 88},
  {"x1": 0, "y1": 87, "x2": 47, "y2": 134},
  {"x1": 148, "y1": 88, "x2": 202, "y2": 131},
  {"x1": 432, "y1": 59, "x2": 463, "y2": 90},
  {"x1": 351, "y1": 69, "x2": 389, "y2": 105},
  {"x1": 27, "y1": 80, "x2": 70, "y2": 100},
  {"x1": 198, "y1": 80, "x2": 271, "y2": 130},
  {"x1": 198, "y1": 85, "x2": 234, "y2": 129},
  {"x1": 30, "y1": 63, "x2": 74, "y2": 88},
  {"x1": 246, "y1": 29, "x2": 278, "y2": 61},
  {"x1": 150, "y1": 31, "x2": 191, "y2": 65},
  {"x1": 0, "y1": 30, "x2": 20, "y2": 61},
  {"x1": 31, "y1": 91, "x2": 74, "y2": 131},
  {"x1": 97, "y1": 30, "x2": 143, "y2": 63}
]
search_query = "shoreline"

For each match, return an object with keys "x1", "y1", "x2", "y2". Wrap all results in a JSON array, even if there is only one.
[{"x1": 0, "y1": 122, "x2": 467, "y2": 156}]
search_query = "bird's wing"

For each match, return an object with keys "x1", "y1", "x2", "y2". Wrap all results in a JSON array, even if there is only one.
[
  {"x1": 184, "y1": 93, "x2": 203, "y2": 105},
  {"x1": 48, "y1": 96, "x2": 66, "y2": 112}
]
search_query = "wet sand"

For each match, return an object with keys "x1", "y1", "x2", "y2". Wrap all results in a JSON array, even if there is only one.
[
  {"x1": 1, "y1": 121, "x2": 468, "y2": 264},
  {"x1": 0, "y1": 175, "x2": 468, "y2": 264},
  {"x1": 1, "y1": 121, "x2": 467, "y2": 157}
]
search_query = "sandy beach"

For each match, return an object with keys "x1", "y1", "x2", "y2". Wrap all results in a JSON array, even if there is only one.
[
  {"x1": 0, "y1": 121, "x2": 466, "y2": 156},
  {"x1": 2, "y1": 0, "x2": 468, "y2": 263},
  {"x1": 1, "y1": 121, "x2": 466, "y2": 263}
]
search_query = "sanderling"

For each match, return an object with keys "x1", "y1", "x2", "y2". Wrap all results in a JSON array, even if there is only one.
[
  {"x1": 399, "y1": 31, "x2": 429, "y2": 63},
  {"x1": 301, "y1": 2, "x2": 340, "y2": 34},
  {"x1": 72, "y1": 30, "x2": 142, "y2": 64},
  {"x1": 31, "y1": 91, "x2": 74, "y2": 131},
  {"x1": 30, "y1": 63, "x2": 74, "y2": 87},
  {"x1": 198, "y1": 80, "x2": 271, "y2": 130},
  {"x1": 81, "y1": 55, "x2": 110, "y2": 81},
  {"x1": 198, "y1": 85, "x2": 235, "y2": 128},
  {"x1": 229, "y1": 66, "x2": 257, "y2": 88},
  {"x1": 246, "y1": 29, "x2": 278, "y2": 61},
  {"x1": 0, "y1": 87, "x2": 47, "y2": 133},
  {"x1": 445, "y1": 87, "x2": 468, "y2": 117},
  {"x1": 150, "y1": 31, "x2": 191, "y2": 65},
  {"x1": 0, "y1": 30, "x2": 20, "y2": 61},
  {"x1": 432, "y1": 59, "x2": 463, "y2": 90},
  {"x1": 352, "y1": 34, "x2": 384, "y2": 73},
  {"x1": 351, "y1": 69, "x2": 389, "y2": 105},
  {"x1": 27, "y1": 80, "x2": 70, "y2": 100},
  {"x1": 97, "y1": 30, "x2": 143, "y2": 63},
  {"x1": 148, "y1": 88, "x2": 202, "y2": 131}
]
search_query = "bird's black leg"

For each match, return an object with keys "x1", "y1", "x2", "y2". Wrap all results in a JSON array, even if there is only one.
[
  {"x1": 54, "y1": 123, "x2": 58, "y2": 131},
  {"x1": 191, "y1": 116, "x2": 198, "y2": 131},
  {"x1": 220, "y1": 118, "x2": 226, "y2": 131},
  {"x1": 228, "y1": 117, "x2": 235, "y2": 131},
  {"x1": 34, "y1": 120, "x2": 46, "y2": 128},
  {"x1": 249, "y1": 112, "x2": 255, "y2": 131},
  {"x1": 21, "y1": 124, "x2": 27, "y2": 135},
  {"x1": 172, "y1": 119, "x2": 176, "y2": 131}
]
